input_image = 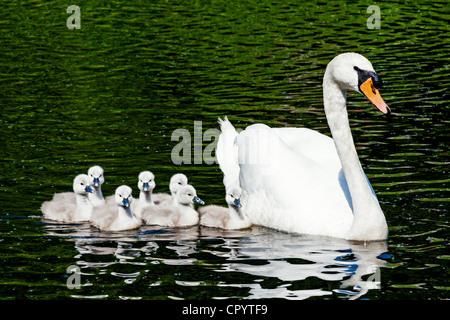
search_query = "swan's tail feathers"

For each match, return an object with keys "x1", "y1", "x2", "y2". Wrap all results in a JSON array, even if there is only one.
[
  {"x1": 216, "y1": 117, "x2": 240, "y2": 188},
  {"x1": 218, "y1": 116, "x2": 235, "y2": 132}
]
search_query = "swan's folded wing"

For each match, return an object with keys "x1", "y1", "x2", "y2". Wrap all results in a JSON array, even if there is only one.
[
  {"x1": 52, "y1": 192, "x2": 76, "y2": 203},
  {"x1": 141, "y1": 205, "x2": 177, "y2": 226},
  {"x1": 152, "y1": 193, "x2": 172, "y2": 205},
  {"x1": 41, "y1": 200, "x2": 76, "y2": 222},
  {"x1": 90, "y1": 204, "x2": 117, "y2": 230},
  {"x1": 198, "y1": 205, "x2": 229, "y2": 228}
]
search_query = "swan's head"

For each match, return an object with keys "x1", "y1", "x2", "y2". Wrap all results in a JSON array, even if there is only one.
[
  {"x1": 138, "y1": 171, "x2": 155, "y2": 192},
  {"x1": 225, "y1": 186, "x2": 242, "y2": 209},
  {"x1": 115, "y1": 185, "x2": 133, "y2": 208},
  {"x1": 326, "y1": 52, "x2": 390, "y2": 115},
  {"x1": 169, "y1": 173, "x2": 188, "y2": 195},
  {"x1": 88, "y1": 165, "x2": 104, "y2": 187},
  {"x1": 176, "y1": 185, "x2": 204, "y2": 206},
  {"x1": 73, "y1": 174, "x2": 95, "y2": 195}
]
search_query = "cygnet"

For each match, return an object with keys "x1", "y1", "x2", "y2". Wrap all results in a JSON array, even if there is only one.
[
  {"x1": 131, "y1": 171, "x2": 156, "y2": 219},
  {"x1": 90, "y1": 185, "x2": 142, "y2": 231},
  {"x1": 141, "y1": 184, "x2": 204, "y2": 227},
  {"x1": 87, "y1": 165, "x2": 106, "y2": 207},
  {"x1": 153, "y1": 173, "x2": 188, "y2": 205},
  {"x1": 198, "y1": 185, "x2": 251, "y2": 229},
  {"x1": 41, "y1": 174, "x2": 95, "y2": 222}
]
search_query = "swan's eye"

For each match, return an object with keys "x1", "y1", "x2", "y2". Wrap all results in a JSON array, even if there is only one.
[
  {"x1": 178, "y1": 182, "x2": 182, "y2": 185},
  {"x1": 118, "y1": 194, "x2": 122, "y2": 198},
  {"x1": 80, "y1": 183, "x2": 84, "y2": 186},
  {"x1": 188, "y1": 193, "x2": 192, "y2": 197}
]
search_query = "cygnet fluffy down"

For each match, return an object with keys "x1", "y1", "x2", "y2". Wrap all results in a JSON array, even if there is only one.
[
  {"x1": 198, "y1": 186, "x2": 251, "y2": 229},
  {"x1": 153, "y1": 173, "x2": 188, "y2": 206},
  {"x1": 87, "y1": 165, "x2": 106, "y2": 207},
  {"x1": 90, "y1": 185, "x2": 142, "y2": 231},
  {"x1": 131, "y1": 171, "x2": 156, "y2": 219},
  {"x1": 41, "y1": 174, "x2": 95, "y2": 222},
  {"x1": 141, "y1": 185, "x2": 204, "y2": 227}
]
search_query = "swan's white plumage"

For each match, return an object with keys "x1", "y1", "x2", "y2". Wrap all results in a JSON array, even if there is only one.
[
  {"x1": 41, "y1": 174, "x2": 95, "y2": 222},
  {"x1": 90, "y1": 185, "x2": 142, "y2": 231},
  {"x1": 218, "y1": 53, "x2": 388, "y2": 241},
  {"x1": 141, "y1": 184, "x2": 202, "y2": 227},
  {"x1": 216, "y1": 117, "x2": 240, "y2": 189}
]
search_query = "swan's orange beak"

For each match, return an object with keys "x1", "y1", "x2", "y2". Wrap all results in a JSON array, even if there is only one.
[{"x1": 360, "y1": 78, "x2": 391, "y2": 115}]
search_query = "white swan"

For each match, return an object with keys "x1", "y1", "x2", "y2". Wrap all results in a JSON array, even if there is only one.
[
  {"x1": 87, "y1": 165, "x2": 106, "y2": 207},
  {"x1": 198, "y1": 185, "x2": 251, "y2": 230},
  {"x1": 141, "y1": 185, "x2": 204, "y2": 227},
  {"x1": 131, "y1": 171, "x2": 156, "y2": 219},
  {"x1": 218, "y1": 52, "x2": 390, "y2": 241},
  {"x1": 90, "y1": 185, "x2": 142, "y2": 231},
  {"x1": 41, "y1": 174, "x2": 95, "y2": 222},
  {"x1": 152, "y1": 173, "x2": 188, "y2": 205}
]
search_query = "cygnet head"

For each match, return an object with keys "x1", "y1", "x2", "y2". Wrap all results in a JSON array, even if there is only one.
[
  {"x1": 138, "y1": 171, "x2": 155, "y2": 192},
  {"x1": 169, "y1": 173, "x2": 188, "y2": 195},
  {"x1": 115, "y1": 185, "x2": 133, "y2": 208},
  {"x1": 225, "y1": 186, "x2": 242, "y2": 209},
  {"x1": 88, "y1": 165, "x2": 105, "y2": 187},
  {"x1": 176, "y1": 185, "x2": 204, "y2": 206},
  {"x1": 73, "y1": 174, "x2": 95, "y2": 195},
  {"x1": 325, "y1": 52, "x2": 390, "y2": 114}
]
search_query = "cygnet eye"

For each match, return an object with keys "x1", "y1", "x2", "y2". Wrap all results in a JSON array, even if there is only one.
[{"x1": 80, "y1": 183, "x2": 84, "y2": 186}]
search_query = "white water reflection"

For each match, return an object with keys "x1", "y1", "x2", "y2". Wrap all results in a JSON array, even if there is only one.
[{"x1": 42, "y1": 220, "x2": 388, "y2": 300}]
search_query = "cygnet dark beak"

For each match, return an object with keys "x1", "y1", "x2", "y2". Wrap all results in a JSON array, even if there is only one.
[
  {"x1": 193, "y1": 196, "x2": 205, "y2": 205},
  {"x1": 122, "y1": 197, "x2": 131, "y2": 208}
]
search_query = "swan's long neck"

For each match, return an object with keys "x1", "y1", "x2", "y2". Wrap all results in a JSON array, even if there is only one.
[
  {"x1": 117, "y1": 205, "x2": 134, "y2": 220},
  {"x1": 93, "y1": 186, "x2": 103, "y2": 200},
  {"x1": 89, "y1": 186, "x2": 105, "y2": 207},
  {"x1": 139, "y1": 190, "x2": 154, "y2": 206},
  {"x1": 323, "y1": 71, "x2": 387, "y2": 239}
]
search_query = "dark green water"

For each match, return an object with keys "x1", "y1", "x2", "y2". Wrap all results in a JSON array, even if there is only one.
[{"x1": 0, "y1": 0, "x2": 448, "y2": 300}]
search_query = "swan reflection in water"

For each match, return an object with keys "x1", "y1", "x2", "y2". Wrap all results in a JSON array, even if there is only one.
[{"x1": 42, "y1": 221, "x2": 388, "y2": 300}]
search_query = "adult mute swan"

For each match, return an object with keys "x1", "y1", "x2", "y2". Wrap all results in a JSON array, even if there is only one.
[
  {"x1": 141, "y1": 185, "x2": 204, "y2": 227},
  {"x1": 198, "y1": 185, "x2": 251, "y2": 230},
  {"x1": 87, "y1": 165, "x2": 106, "y2": 207},
  {"x1": 41, "y1": 174, "x2": 95, "y2": 222},
  {"x1": 218, "y1": 52, "x2": 390, "y2": 241},
  {"x1": 90, "y1": 185, "x2": 142, "y2": 231}
]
